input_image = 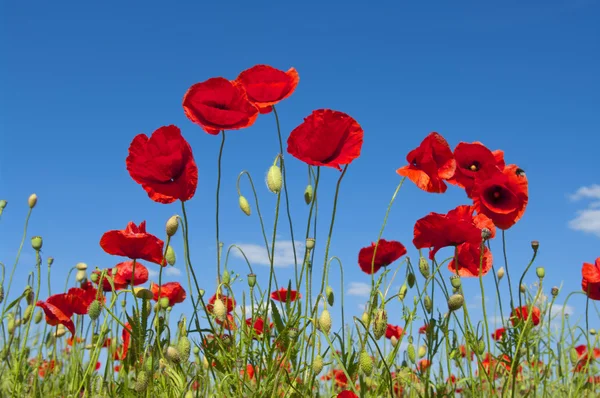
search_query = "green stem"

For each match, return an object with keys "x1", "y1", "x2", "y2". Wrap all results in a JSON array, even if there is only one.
[{"x1": 215, "y1": 131, "x2": 226, "y2": 284}]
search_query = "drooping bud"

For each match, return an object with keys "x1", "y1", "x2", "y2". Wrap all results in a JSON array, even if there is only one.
[
  {"x1": 531, "y1": 240, "x2": 539, "y2": 253},
  {"x1": 222, "y1": 270, "x2": 231, "y2": 285},
  {"x1": 239, "y1": 196, "x2": 251, "y2": 216},
  {"x1": 520, "y1": 284, "x2": 526, "y2": 293},
  {"x1": 88, "y1": 300, "x2": 102, "y2": 320},
  {"x1": 23, "y1": 305, "x2": 34, "y2": 323},
  {"x1": 360, "y1": 351, "x2": 374, "y2": 375},
  {"x1": 165, "y1": 245, "x2": 176, "y2": 266},
  {"x1": 166, "y1": 346, "x2": 181, "y2": 363},
  {"x1": 477, "y1": 338, "x2": 485, "y2": 355},
  {"x1": 407, "y1": 272, "x2": 416, "y2": 288},
  {"x1": 166, "y1": 215, "x2": 179, "y2": 237},
  {"x1": 212, "y1": 299, "x2": 227, "y2": 322},
  {"x1": 31, "y1": 236, "x2": 43, "y2": 251},
  {"x1": 326, "y1": 286, "x2": 335, "y2": 306},
  {"x1": 312, "y1": 355, "x2": 324, "y2": 375},
  {"x1": 497, "y1": 267, "x2": 505, "y2": 280},
  {"x1": 361, "y1": 311, "x2": 370, "y2": 326},
  {"x1": 536, "y1": 267, "x2": 545, "y2": 279},
  {"x1": 569, "y1": 348, "x2": 579, "y2": 365},
  {"x1": 76, "y1": 270, "x2": 86, "y2": 282},
  {"x1": 0, "y1": 285, "x2": 5, "y2": 304},
  {"x1": 418, "y1": 345, "x2": 427, "y2": 358},
  {"x1": 266, "y1": 163, "x2": 283, "y2": 194},
  {"x1": 448, "y1": 294, "x2": 464, "y2": 312},
  {"x1": 28, "y1": 193, "x2": 38, "y2": 209},
  {"x1": 247, "y1": 273, "x2": 256, "y2": 288},
  {"x1": 419, "y1": 257, "x2": 430, "y2": 279},
  {"x1": 390, "y1": 336, "x2": 398, "y2": 347},
  {"x1": 34, "y1": 310, "x2": 43, "y2": 324},
  {"x1": 373, "y1": 309, "x2": 387, "y2": 340},
  {"x1": 306, "y1": 238, "x2": 315, "y2": 250},
  {"x1": 55, "y1": 324, "x2": 67, "y2": 338},
  {"x1": 407, "y1": 343, "x2": 416, "y2": 363},
  {"x1": 24, "y1": 286, "x2": 34, "y2": 305},
  {"x1": 304, "y1": 184, "x2": 313, "y2": 205},
  {"x1": 424, "y1": 296, "x2": 433, "y2": 314},
  {"x1": 551, "y1": 286, "x2": 559, "y2": 297},
  {"x1": 450, "y1": 275, "x2": 461, "y2": 289},
  {"x1": 398, "y1": 284, "x2": 408, "y2": 301},
  {"x1": 318, "y1": 309, "x2": 332, "y2": 334}
]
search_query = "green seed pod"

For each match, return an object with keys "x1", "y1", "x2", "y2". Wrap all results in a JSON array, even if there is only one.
[
  {"x1": 326, "y1": 286, "x2": 335, "y2": 306},
  {"x1": 318, "y1": 309, "x2": 332, "y2": 334},
  {"x1": 448, "y1": 294, "x2": 464, "y2": 312},
  {"x1": 312, "y1": 355, "x2": 324, "y2": 375},
  {"x1": 31, "y1": 236, "x2": 43, "y2": 251},
  {"x1": 47, "y1": 257, "x2": 54, "y2": 267},
  {"x1": 266, "y1": 164, "x2": 282, "y2": 194},
  {"x1": 424, "y1": 295, "x2": 433, "y2": 314},
  {"x1": 305, "y1": 238, "x2": 315, "y2": 250},
  {"x1": 551, "y1": 286, "x2": 559, "y2": 297},
  {"x1": 360, "y1": 351, "x2": 373, "y2": 375},
  {"x1": 407, "y1": 343, "x2": 416, "y2": 363},
  {"x1": 304, "y1": 184, "x2": 313, "y2": 205},
  {"x1": 239, "y1": 196, "x2": 251, "y2": 216},
  {"x1": 531, "y1": 240, "x2": 539, "y2": 252},
  {"x1": 178, "y1": 335, "x2": 191, "y2": 362},
  {"x1": 450, "y1": 275, "x2": 461, "y2": 289},
  {"x1": 88, "y1": 300, "x2": 102, "y2": 320},
  {"x1": 407, "y1": 272, "x2": 416, "y2": 288},
  {"x1": 247, "y1": 273, "x2": 256, "y2": 288},
  {"x1": 159, "y1": 297, "x2": 170, "y2": 310},
  {"x1": 373, "y1": 309, "x2": 387, "y2": 340},
  {"x1": 419, "y1": 257, "x2": 430, "y2": 279},
  {"x1": 165, "y1": 245, "x2": 176, "y2": 266}
]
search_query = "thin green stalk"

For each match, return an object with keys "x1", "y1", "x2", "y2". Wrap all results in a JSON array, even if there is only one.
[{"x1": 215, "y1": 131, "x2": 226, "y2": 284}]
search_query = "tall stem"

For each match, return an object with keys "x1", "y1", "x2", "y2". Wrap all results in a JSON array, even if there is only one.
[{"x1": 215, "y1": 131, "x2": 226, "y2": 284}]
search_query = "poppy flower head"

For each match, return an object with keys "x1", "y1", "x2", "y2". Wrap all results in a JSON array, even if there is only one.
[
  {"x1": 472, "y1": 165, "x2": 529, "y2": 230},
  {"x1": 447, "y1": 142, "x2": 505, "y2": 195},
  {"x1": 126, "y1": 125, "x2": 198, "y2": 204},
  {"x1": 358, "y1": 239, "x2": 407, "y2": 274},
  {"x1": 67, "y1": 281, "x2": 103, "y2": 315},
  {"x1": 337, "y1": 391, "x2": 359, "y2": 398},
  {"x1": 182, "y1": 77, "x2": 259, "y2": 135},
  {"x1": 510, "y1": 305, "x2": 541, "y2": 327},
  {"x1": 216, "y1": 313, "x2": 237, "y2": 330},
  {"x1": 207, "y1": 293, "x2": 236, "y2": 313},
  {"x1": 246, "y1": 317, "x2": 272, "y2": 338},
  {"x1": 582, "y1": 258, "x2": 600, "y2": 300},
  {"x1": 448, "y1": 242, "x2": 493, "y2": 278},
  {"x1": 235, "y1": 65, "x2": 299, "y2": 113},
  {"x1": 100, "y1": 221, "x2": 165, "y2": 265},
  {"x1": 112, "y1": 261, "x2": 149, "y2": 287},
  {"x1": 396, "y1": 132, "x2": 456, "y2": 193},
  {"x1": 385, "y1": 324, "x2": 404, "y2": 340},
  {"x1": 287, "y1": 109, "x2": 364, "y2": 171},
  {"x1": 150, "y1": 282, "x2": 186, "y2": 307},
  {"x1": 270, "y1": 288, "x2": 301, "y2": 303},
  {"x1": 492, "y1": 327, "x2": 506, "y2": 341},
  {"x1": 36, "y1": 294, "x2": 75, "y2": 335}
]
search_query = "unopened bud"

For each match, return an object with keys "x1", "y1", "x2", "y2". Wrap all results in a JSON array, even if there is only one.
[
  {"x1": 266, "y1": 164, "x2": 282, "y2": 194},
  {"x1": 76, "y1": 262, "x2": 87, "y2": 271},
  {"x1": 222, "y1": 270, "x2": 230, "y2": 285},
  {"x1": 419, "y1": 257, "x2": 430, "y2": 279},
  {"x1": 247, "y1": 273, "x2": 256, "y2": 288},
  {"x1": 569, "y1": 348, "x2": 579, "y2": 365},
  {"x1": 424, "y1": 296, "x2": 433, "y2": 314},
  {"x1": 304, "y1": 184, "x2": 313, "y2": 205},
  {"x1": 477, "y1": 338, "x2": 485, "y2": 355},
  {"x1": 312, "y1": 354, "x2": 324, "y2": 375},
  {"x1": 591, "y1": 329, "x2": 597, "y2": 336},
  {"x1": 25, "y1": 286, "x2": 34, "y2": 305},
  {"x1": 318, "y1": 309, "x2": 332, "y2": 334},
  {"x1": 391, "y1": 336, "x2": 398, "y2": 347},
  {"x1": 305, "y1": 238, "x2": 315, "y2": 250},
  {"x1": 212, "y1": 299, "x2": 227, "y2": 321},
  {"x1": 418, "y1": 345, "x2": 427, "y2": 358},
  {"x1": 88, "y1": 300, "x2": 102, "y2": 320},
  {"x1": 34, "y1": 310, "x2": 43, "y2": 324},
  {"x1": 326, "y1": 286, "x2": 334, "y2": 306},
  {"x1": 0, "y1": 200, "x2": 6, "y2": 210},
  {"x1": 0, "y1": 285, "x2": 4, "y2": 304},
  {"x1": 551, "y1": 286, "x2": 559, "y2": 297},
  {"x1": 47, "y1": 257, "x2": 54, "y2": 267},
  {"x1": 360, "y1": 351, "x2": 373, "y2": 375},
  {"x1": 159, "y1": 297, "x2": 170, "y2": 310},
  {"x1": 531, "y1": 240, "x2": 539, "y2": 252},
  {"x1": 536, "y1": 267, "x2": 545, "y2": 279},
  {"x1": 520, "y1": 284, "x2": 526, "y2": 293},
  {"x1": 398, "y1": 284, "x2": 408, "y2": 301},
  {"x1": 497, "y1": 267, "x2": 505, "y2": 280},
  {"x1": 31, "y1": 236, "x2": 43, "y2": 251},
  {"x1": 134, "y1": 371, "x2": 149, "y2": 392},
  {"x1": 163, "y1": 245, "x2": 176, "y2": 266},
  {"x1": 361, "y1": 311, "x2": 370, "y2": 326},
  {"x1": 166, "y1": 215, "x2": 179, "y2": 237},
  {"x1": 448, "y1": 294, "x2": 464, "y2": 312},
  {"x1": 166, "y1": 346, "x2": 181, "y2": 363},
  {"x1": 28, "y1": 193, "x2": 38, "y2": 209},
  {"x1": 407, "y1": 344, "x2": 416, "y2": 363},
  {"x1": 239, "y1": 196, "x2": 251, "y2": 216},
  {"x1": 76, "y1": 270, "x2": 86, "y2": 282},
  {"x1": 23, "y1": 305, "x2": 34, "y2": 323},
  {"x1": 178, "y1": 335, "x2": 191, "y2": 361},
  {"x1": 407, "y1": 272, "x2": 416, "y2": 288}
]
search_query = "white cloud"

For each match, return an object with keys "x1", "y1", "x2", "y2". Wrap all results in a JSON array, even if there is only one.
[
  {"x1": 232, "y1": 240, "x2": 304, "y2": 268},
  {"x1": 347, "y1": 282, "x2": 371, "y2": 297},
  {"x1": 165, "y1": 267, "x2": 182, "y2": 277},
  {"x1": 550, "y1": 304, "x2": 574, "y2": 317},
  {"x1": 569, "y1": 185, "x2": 600, "y2": 238},
  {"x1": 236, "y1": 303, "x2": 271, "y2": 318},
  {"x1": 148, "y1": 268, "x2": 159, "y2": 278}
]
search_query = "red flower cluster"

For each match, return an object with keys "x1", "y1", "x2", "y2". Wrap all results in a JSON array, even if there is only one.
[
  {"x1": 150, "y1": 282, "x2": 186, "y2": 307},
  {"x1": 510, "y1": 305, "x2": 541, "y2": 327},
  {"x1": 100, "y1": 221, "x2": 165, "y2": 266}
]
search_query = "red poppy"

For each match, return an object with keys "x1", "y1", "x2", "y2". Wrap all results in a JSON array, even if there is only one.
[
  {"x1": 396, "y1": 132, "x2": 456, "y2": 193},
  {"x1": 36, "y1": 294, "x2": 75, "y2": 334},
  {"x1": 182, "y1": 77, "x2": 259, "y2": 135},
  {"x1": 471, "y1": 165, "x2": 529, "y2": 230},
  {"x1": 246, "y1": 317, "x2": 271, "y2": 337},
  {"x1": 333, "y1": 369, "x2": 349, "y2": 388},
  {"x1": 270, "y1": 287, "x2": 301, "y2": 302},
  {"x1": 240, "y1": 364, "x2": 256, "y2": 381},
  {"x1": 95, "y1": 361, "x2": 101, "y2": 371},
  {"x1": 235, "y1": 65, "x2": 299, "y2": 114},
  {"x1": 287, "y1": 109, "x2": 364, "y2": 171},
  {"x1": 574, "y1": 344, "x2": 600, "y2": 372},
  {"x1": 113, "y1": 261, "x2": 149, "y2": 287},
  {"x1": 492, "y1": 327, "x2": 506, "y2": 341},
  {"x1": 207, "y1": 293, "x2": 236, "y2": 313},
  {"x1": 37, "y1": 359, "x2": 56, "y2": 378},
  {"x1": 419, "y1": 324, "x2": 431, "y2": 335},
  {"x1": 100, "y1": 221, "x2": 165, "y2": 265},
  {"x1": 413, "y1": 205, "x2": 484, "y2": 259},
  {"x1": 67, "y1": 281, "x2": 103, "y2": 315},
  {"x1": 447, "y1": 142, "x2": 505, "y2": 196},
  {"x1": 358, "y1": 239, "x2": 407, "y2": 274},
  {"x1": 150, "y1": 282, "x2": 186, "y2": 306},
  {"x1": 66, "y1": 336, "x2": 84, "y2": 346},
  {"x1": 385, "y1": 324, "x2": 404, "y2": 340},
  {"x1": 510, "y1": 305, "x2": 541, "y2": 327},
  {"x1": 448, "y1": 242, "x2": 493, "y2": 277},
  {"x1": 120, "y1": 322, "x2": 131, "y2": 360},
  {"x1": 126, "y1": 125, "x2": 198, "y2": 204},
  {"x1": 338, "y1": 391, "x2": 358, "y2": 398},
  {"x1": 582, "y1": 257, "x2": 600, "y2": 300},
  {"x1": 459, "y1": 344, "x2": 474, "y2": 360},
  {"x1": 418, "y1": 359, "x2": 431, "y2": 372}
]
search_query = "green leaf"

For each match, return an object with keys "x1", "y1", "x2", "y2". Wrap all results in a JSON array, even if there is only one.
[
  {"x1": 270, "y1": 300, "x2": 285, "y2": 334},
  {"x1": 3, "y1": 293, "x2": 25, "y2": 316}
]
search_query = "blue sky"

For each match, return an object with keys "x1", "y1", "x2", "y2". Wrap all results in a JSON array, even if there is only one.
[{"x1": 1, "y1": 0, "x2": 600, "y2": 345}]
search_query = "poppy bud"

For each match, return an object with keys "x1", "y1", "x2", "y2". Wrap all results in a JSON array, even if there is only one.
[
  {"x1": 360, "y1": 351, "x2": 373, "y2": 375},
  {"x1": 520, "y1": 284, "x2": 526, "y2": 293},
  {"x1": 212, "y1": 299, "x2": 227, "y2": 322},
  {"x1": 418, "y1": 345, "x2": 427, "y2": 358},
  {"x1": 90, "y1": 272, "x2": 99, "y2": 283},
  {"x1": 165, "y1": 245, "x2": 176, "y2": 266},
  {"x1": 120, "y1": 300, "x2": 126, "y2": 308},
  {"x1": 47, "y1": 257, "x2": 54, "y2": 267},
  {"x1": 134, "y1": 287, "x2": 153, "y2": 300},
  {"x1": 312, "y1": 354, "x2": 324, "y2": 375},
  {"x1": 407, "y1": 272, "x2": 416, "y2": 288},
  {"x1": 536, "y1": 267, "x2": 545, "y2": 279},
  {"x1": 326, "y1": 286, "x2": 334, "y2": 306},
  {"x1": 76, "y1": 270, "x2": 86, "y2": 282},
  {"x1": 318, "y1": 309, "x2": 332, "y2": 334},
  {"x1": 76, "y1": 262, "x2": 87, "y2": 271},
  {"x1": 202, "y1": 356, "x2": 209, "y2": 369},
  {"x1": 24, "y1": 286, "x2": 34, "y2": 305},
  {"x1": 531, "y1": 240, "x2": 539, "y2": 253},
  {"x1": 304, "y1": 184, "x2": 313, "y2": 205},
  {"x1": 391, "y1": 336, "x2": 398, "y2": 347},
  {"x1": 165, "y1": 215, "x2": 179, "y2": 237},
  {"x1": 134, "y1": 371, "x2": 149, "y2": 392},
  {"x1": 419, "y1": 257, "x2": 430, "y2": 279},
  {"x1": 266, "y1": 164, "x2": 282, "y2": 194},
  {"x1": 199, "y1": 289, "x2": 205, "y2": 297},
  {"x1": 0, "y1": 199, "x2": 6, "y2": 210},
  {"x1": 361, "y1": 311, "x2": 370, "y2": 326},
  {"x1": 398, "y1": 284, "x2": 408, "y2": 301},
  {"x1": 448, "y1": 294, "x2": 464, "y2": 312},
  {"x1": 34, "y1": 310, "x2": 43, "y2": 324},
  {"x1": 88, "y1": 300, "x2": 102, "y2": 320},
  {"x1": 407, "y1": 344, "x2": 416, "y2": 363},
  {"x1": 159, "y1": 297, "x2": 170, "y2": 310},
  {"x1": 31, "y1": 236, "x2": 43, "y2": 251},
  {"x1": 166, "y1": 346, "x2": 181, "y2": 363},
  {"x1": 551, "y1": 286, "x2": 559, "y2": 297},
  {"x1": 288, "y1": 327, "x2": 298, "y2": 340},
  {"x1": 239, "y1": 196, "x2": 251, "y2": 216},
  {"x1": 497, "y1": 267, "x2": 505, "y2": 280},
  {"x1": 591, "y1": 329, "x2": 597, "y2": 336},
  {"x1": 450, "y1": 275, "x2": 461, "y2": 289},
  {"x1": 23, "y1": 304, "x2": 34, "y2": 323},
  {"x1": 306, "y1": 238, "x2": 315, "y2": 250},
  {"x1": 55, "y1": 324, "x2": 67, "y2": 338},
  {"x1": 477, "y1": 338, "x2": 485, "y2": 355},
  {"x1": 222, "y1": 270, "x2": 231, "y2": 285},
  {"x1": 569, "y1": 348, "x2": 579, "y2": 365},
  {"x1": 178, "y1": 335, "x2": 191, "y2": 362},
  {"x1": 424, "y1": 296, "x2": 433, "y2": 314},
  {"x1": 373, "y1": 309, "x2": 387, "y2": 340},
  {"x1": 247, "y1": 273, "x2": 256, "y2": 288},
  {"x1": 481, "y1": 228, "x2": 492, "y2": 240},
  {"x1": 7, "y1": 318, "x2": 16, "y2": 334},
  {"x1": 28, "y1": 193, "x2": 37, "y2": 209}
]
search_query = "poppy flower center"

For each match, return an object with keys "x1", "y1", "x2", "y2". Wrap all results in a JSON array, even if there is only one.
[
  {"x1": 205, "y1": 101, "x2": 229, "y2": 110},
  {"x1": 469, "y1": 162, "x2": 480, "y2": 171}
]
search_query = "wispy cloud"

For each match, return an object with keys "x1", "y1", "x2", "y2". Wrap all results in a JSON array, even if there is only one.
[
  {"x1": 569, "y1": 185, "x2": 600, "y2": 237},
  {"x1": 550, "y1": 303, "x2": 574, "y2": 317},
  {"x1": 165, "y1": 267, "x2": 182, "y2": 277},
  {"x1": 232, "y1": 240, "x2": 304, "y2": 268},
  {"x1": 347, "y1": 282, "x2": 371, "y2": 297},
  {"x1": 148, "y1": 268, "x2": 159, "y2": 278}
]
